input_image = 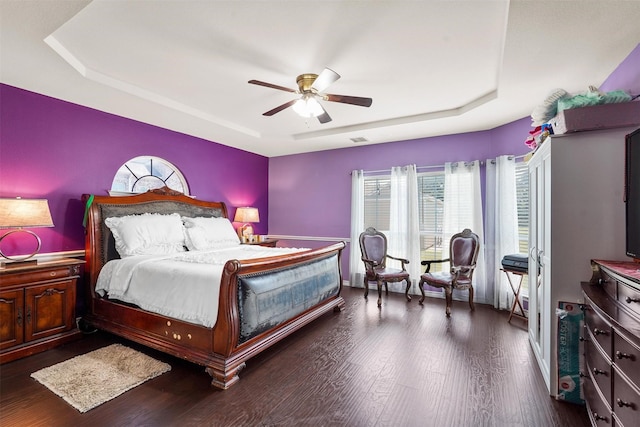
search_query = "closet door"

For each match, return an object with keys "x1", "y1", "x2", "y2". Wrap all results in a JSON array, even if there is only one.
[{"x1": 528, "y1": 141, "x2": 551, "y2": 392}]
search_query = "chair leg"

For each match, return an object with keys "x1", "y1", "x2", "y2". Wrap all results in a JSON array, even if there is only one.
[
  {"x1": 444, "y1": 286, "x2": 453, "y2": 317},
  {"x1": 377, "y1": 280, "x2": 383, "y2": 307},
  {"x1": 468, "y1": 286, "x2": 475, "y2": 311},
  {"x1": 418, "y1": 279, "x2": 426, "y2": 304},
  {"x1": 384, "y1": 282, "x2": 389, "y2": 295},
  {"x1": 364, "y1": 277, "x2": 368, "y2": 299},
  {"x1": 405, "y1": 278, "x2": 412, "y2": 302}
]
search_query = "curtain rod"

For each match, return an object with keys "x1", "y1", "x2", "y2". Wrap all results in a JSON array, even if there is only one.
[{"x1": 354, "y1": 154, "x2": 527, "y2": 175}]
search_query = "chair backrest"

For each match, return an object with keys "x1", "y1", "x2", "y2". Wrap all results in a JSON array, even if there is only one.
[
  {"x1": 449, "y1": 228, "x2": 480, "y2": 279},
  {"x1": 359, "y1": 227, "x2": 388, "y2": 270}
]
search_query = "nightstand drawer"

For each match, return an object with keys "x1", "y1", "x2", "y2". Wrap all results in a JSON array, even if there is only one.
[{"x1": 0, "y1": 267, "x2": 75, "y2": 287}]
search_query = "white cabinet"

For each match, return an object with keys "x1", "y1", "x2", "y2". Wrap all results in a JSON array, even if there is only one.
[{"x1": 527, "y1": 127, "x2": 634, "y2": 396}]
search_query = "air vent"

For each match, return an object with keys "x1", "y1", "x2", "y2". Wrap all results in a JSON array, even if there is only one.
[{"x1": 350, "y1": 137, "x2": 368, "y2": 143}]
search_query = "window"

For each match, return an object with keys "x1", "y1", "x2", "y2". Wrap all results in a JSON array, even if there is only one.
[
  {"x1": 515, "y1": 161, "x2": 530, "y2": 291},
  {"x1": 515, "y1": 162, "x2": 529, "y2": 254},
  {"x1": 364, "y1": 172, "x2": 446, "y2": 271},
  {"x1": 418, "y1": 173, "x2": 445, "y2": 264},
  {"x1": 363, "y1": 176, "x2": 391, "y2": 231},
  {"x1": 110, "y1": 156, "x2": 189, "y2": 196}
]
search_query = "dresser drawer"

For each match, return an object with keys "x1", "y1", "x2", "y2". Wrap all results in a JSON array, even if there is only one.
[
  {"x1": 598, "y1": 268, "x2": 619, "y2": 302},
  {"x1": 617, "y1": 282, "x2": 640, "y2": 319},
  {"x1": 586, "y1": 340, "x2": 612, "y2": 405},
  {"x1": 613, "y1": 367, "x2": 640, "y2": 427},
  {"x1": 586, "y1": 309, "x2": 613, "y2": 358},
  {"x1": 584, "y1": 374, "x2": 613, "y2": 425},
  {"x1": 614, "y1": 331, "x2": 640, "y2": 389}
]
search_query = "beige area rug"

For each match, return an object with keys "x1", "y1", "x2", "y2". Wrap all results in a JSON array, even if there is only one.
[{"x1": 30, "y1": 343, "x2": 171, "y2": 413}]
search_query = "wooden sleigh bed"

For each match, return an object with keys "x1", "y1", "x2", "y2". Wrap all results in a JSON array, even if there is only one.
[{"x1": 83, "y1": 187, "x2": 345, "y2": 389}]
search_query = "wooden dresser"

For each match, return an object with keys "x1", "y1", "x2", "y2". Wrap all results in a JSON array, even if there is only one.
[
  {"x1": 582, "y1": 259, "x2": 640, "y2": 426},
  {"x1": 0, "y1": 258, "x2": 84, "y2": 363}
]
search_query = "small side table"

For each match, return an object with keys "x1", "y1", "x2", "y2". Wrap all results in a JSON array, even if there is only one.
[
  {"x1": 242, "y1": 238, "x2": 279, "y2": 248},
  {"x1": 501, "y1": 268, "x2": 527, "y2": 323},
  {"x1": 0, "y1": 258, "x2": 84, "y2": 363}
]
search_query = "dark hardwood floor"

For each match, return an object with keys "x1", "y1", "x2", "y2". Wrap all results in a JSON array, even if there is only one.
[{"x1": 0, "y1": 287, "x2": 589, "y2": 427}]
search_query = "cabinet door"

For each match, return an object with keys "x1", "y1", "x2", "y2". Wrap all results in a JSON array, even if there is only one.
[
  {"x1": 24, "y1": 280, "x2": 76, "y2": 342},
  {"x1": 528, "y1": 142, "x2": 552, "y2": 390},
  {"x1": 0, "y1": 289, "x2": 25, "y2": 350}
]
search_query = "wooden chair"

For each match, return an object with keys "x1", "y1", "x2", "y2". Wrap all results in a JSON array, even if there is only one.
[
  {"x1": 418, "y1": 228, "x2": 480, "y2": 316},
  {"x1": 359, "y1": 227, "x2": 412, "y2": 307}
]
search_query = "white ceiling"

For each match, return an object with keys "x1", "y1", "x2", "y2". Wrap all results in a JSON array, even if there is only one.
[{"x1": 2, "y1": 1, "x2": 639, "y2": 157}]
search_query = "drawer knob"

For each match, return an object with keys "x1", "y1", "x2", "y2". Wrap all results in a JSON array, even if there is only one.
[
  {"x1": 616, "y1": 398, "x2": 634, "y2": 408},
  {"x1": 592, "y1": 412, "x2": 607, "y2": 421},
  {"x1": 592, "y1": 368, "x2": 607, "y2": 376},
  {"x1": 598, "y1": 278, "x2": 609, "y2": 285},
  {"x1": 615, "y1": 350, "x2": 635, "y2": 360},
  {"x1": 625, "y1": 296, "x2": 640, "y2": 304},
  {"x1": 593, "y1": 328, "x2": 608, "y2": 336}
]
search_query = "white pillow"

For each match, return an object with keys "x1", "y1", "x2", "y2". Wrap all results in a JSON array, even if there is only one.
[
  {"x1": 182, "y1": 216, "x2": 240, "y2": 251},
  {"x1": 105, "y1": 213, "x2": 186, "y2": 258}
]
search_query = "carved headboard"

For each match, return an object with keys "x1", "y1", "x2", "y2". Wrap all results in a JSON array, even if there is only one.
[{"x1": 84, "y1": 187, "x2": 228, "y2": 286}]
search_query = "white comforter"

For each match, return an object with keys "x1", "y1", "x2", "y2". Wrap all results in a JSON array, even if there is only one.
[{"x1": 95, "y1": 245, "x2": 306, "y2": 328}]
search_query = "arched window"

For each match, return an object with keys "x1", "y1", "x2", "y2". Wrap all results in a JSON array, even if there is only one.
[{"x1": 110, "y1": 156, "x2": 190, "y2": 196}]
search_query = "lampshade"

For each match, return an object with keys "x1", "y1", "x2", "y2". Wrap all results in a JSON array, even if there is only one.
[
  {"x1": 292, "y1": 96, "x2": 324, "y2": 118},
  {"x1": 0, "y1": 198, "x2": 54, "y2": 228},
  {"x1": 234, "y1": 207, "x2": 260, "y2": 223}
]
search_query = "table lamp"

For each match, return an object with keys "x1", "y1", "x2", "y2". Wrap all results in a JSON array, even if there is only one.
[
  {"x1": 234, "y1": 207, "x2": 259, "y2": 242},
  {"x1": 0, "y1": 198, "x2": 54, "y2": 267}
]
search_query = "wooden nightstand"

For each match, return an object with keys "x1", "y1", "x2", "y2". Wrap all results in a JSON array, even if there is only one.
[
  {"x1": 243, "y1": 238, "x2": 279, "y2": 247},
  {"x1": 0, "y1": 258, "x2": 84, "y2": 363}
]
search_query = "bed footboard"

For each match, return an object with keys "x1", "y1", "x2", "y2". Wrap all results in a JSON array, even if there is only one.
[{"x1": 206, "y1": 242, "x2": 345, "y2": 389}]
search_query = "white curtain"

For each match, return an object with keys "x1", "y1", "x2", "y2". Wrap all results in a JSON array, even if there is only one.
[
  {"x1": 443, "y1": 161, "x2": 487, "y2": 303},
  {"x1": 388, "y1": 165, "x2": 421, "y2": 293},
  {"x1": 349, "y1": 169, "x2": 366, "y2": 287},
  {"x1": 485, "y1": 155, "x2": 520, "y2": 310}
]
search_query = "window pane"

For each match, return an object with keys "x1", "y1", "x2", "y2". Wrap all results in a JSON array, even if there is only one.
[
  {"x1": 515, "y1": 162, "x2": 529, "y2": 254},
  {"x1": 515, "y1": 161, "x2": 530, "y2": 290},
  {"x1": 418, "y1": 173, "x2": 446, "y2": 271},
  {"x1": 110, "y1": 156, "x2": 190, "y2": 195},
  {"x1": 363, "y1": 177, "x2": 391, "y2": 232}
]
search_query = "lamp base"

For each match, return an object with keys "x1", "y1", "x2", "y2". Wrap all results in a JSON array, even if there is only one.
[
  {"x1": 237, "y1": 223, "x2": 254, "y2": 240},
  {"x1": 0, "y1": 229, "x2": 43, "y2": 268},
  {"x1": 1, "y1": 258, "x2": 38, "y2": 269}
]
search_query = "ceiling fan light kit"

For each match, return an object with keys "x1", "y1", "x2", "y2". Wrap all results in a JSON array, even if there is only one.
[
  {"x1": 248, "y1": 67, "x2": 373, "y2": 124},
  {"x1": 292, "y1": 96, "x2": 323, "y2": 118}
]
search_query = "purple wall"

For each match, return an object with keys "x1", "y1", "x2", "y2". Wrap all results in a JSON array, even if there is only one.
[
  {"x1": 600, "y1": 43, "x2": 640, "y2": 94},
  {"x1": 0, "y1": 84, "x2": 269, "y2": 256}
]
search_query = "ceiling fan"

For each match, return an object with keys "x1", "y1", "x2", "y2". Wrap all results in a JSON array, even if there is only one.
[{"x1": 248, "y1": 68, "x2": 373, "y2": 124}]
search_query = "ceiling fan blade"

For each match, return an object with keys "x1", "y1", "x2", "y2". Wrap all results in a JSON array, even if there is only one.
[
  {"x1": 324, "y1": 94, "x2": 373, "y2": 107},
  {"x1": 317, "y1": 104, "x2": 332, "y2": 124},
  {"x1": 263, "y1": 99, "x2": 297, "y2": 116},
  {"x1": 249, "y1": 80, "x2": 297, "y2": 93},
  {"x1": 311, "y1": 68, "x2": 340, "y2": 92}
]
